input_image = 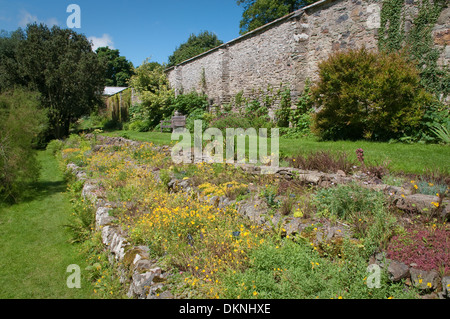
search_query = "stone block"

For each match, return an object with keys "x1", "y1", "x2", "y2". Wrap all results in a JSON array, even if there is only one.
[{"x1": 410, "y1": 268, "x2": 440, "y2": 290}]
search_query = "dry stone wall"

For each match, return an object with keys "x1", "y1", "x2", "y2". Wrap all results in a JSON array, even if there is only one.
[{"x1": 166, "y1": 0, "x2": 449, "y2": 108}]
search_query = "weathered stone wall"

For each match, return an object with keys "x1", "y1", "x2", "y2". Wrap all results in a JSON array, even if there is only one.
[{"x1": 165, "y1": 0, "x2": 449, "y2": 109}]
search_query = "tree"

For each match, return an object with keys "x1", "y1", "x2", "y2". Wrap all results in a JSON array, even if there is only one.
[
  {"x1": 168, "y1": 31, "x2": 223, "y2": 67},
  {"x1": 129, "y1": 59, "x2": 175, "y2": 128},
  {"x1": 15, "y1": 24, "x2": 105, "y2": 139},
  {"x1": 96, "y1": 47, "x2": 135, "y2": 87},
  {"x1": 0, "y1": 29, "x2": 26, "y2": 92},
  {"x1": 237, "y1": 0, "x2": 318, "y2": 35}
]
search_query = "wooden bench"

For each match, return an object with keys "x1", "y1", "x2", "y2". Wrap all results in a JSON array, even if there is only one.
[{"x1": 160, "y1": 114, "x2": 186, "y2": 132}]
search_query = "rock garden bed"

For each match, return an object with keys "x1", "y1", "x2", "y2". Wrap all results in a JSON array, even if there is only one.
[{"x1": 60, "y1": 134, "x2": 449, "y2": 299}]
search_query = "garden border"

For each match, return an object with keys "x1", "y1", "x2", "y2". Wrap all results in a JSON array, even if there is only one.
[{"x1": 65, "y1": 134, "x2": 450, "y2": 299}]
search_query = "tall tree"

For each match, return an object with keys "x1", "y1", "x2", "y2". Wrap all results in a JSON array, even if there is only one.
[
  {"x1": 168, "y1": 31, "x2": 223, "y2": 67},
  {"x1": 15, "y1": 24, "x2": 105, "y2": 139},
  {"x1": 0, "y1": 29, "x2": 26, "y2": 92},
  {"x1": 237, "y1": 0, "x2": 318, "y2": 35},
  {"x1": 96, "y1": 47, "x2": 135, "y2": 87}
]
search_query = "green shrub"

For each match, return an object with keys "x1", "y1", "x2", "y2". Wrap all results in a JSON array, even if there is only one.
[
  {"x1": 46, "y1": 139, "x2": 64, "y2": 156},
  {"x1": 0, "y1": 89, "x2": 48, "y2": 202},
  {"x1": 129, "y1": 60, "x2": 175, "y2": 128},
  {"x1": 129, "y1": 119, "x2": 150, "y2": 132},
  {"x1": 209, "y1": 113, "x2": 252, "y2": 132},
  {"x1": 185, "y1": 109, "x2": 214, "y2": 133},
  {"x1": 311, "y1": 48, "x2": 435, "y2": 141},
  {"x1": 171, "y1": 92, "x2": 209, "y2": 116}
]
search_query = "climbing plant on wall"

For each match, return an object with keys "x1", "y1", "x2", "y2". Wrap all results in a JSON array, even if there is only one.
[
  {"x1": 378, "y1": 0, "x2": 449, "y2": 98},
  {"x1": 378, "y1": 0, "x2": 405, "y2": 53}
]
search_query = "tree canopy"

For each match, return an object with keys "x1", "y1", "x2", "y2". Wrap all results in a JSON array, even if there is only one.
[
  {"x1": 0, "y1": 24, "x2": 105, "y2": 139},
  {"x1": 96, "y1": 46, "x2": 135, "y2": 87},
  {"x1": 168, "y1": 31, "x2": 223, "y2": 67},
  {"x1": 237, "y1": 0, "x2": 318, "y2": 35}
]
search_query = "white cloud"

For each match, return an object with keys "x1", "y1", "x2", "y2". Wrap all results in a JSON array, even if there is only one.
[
  {"x1": 18, "y1": 10, "x2": 59, "y2": 28},
  {"x1": 88, "y1": 34, "x2": 115, "y2": 51}
]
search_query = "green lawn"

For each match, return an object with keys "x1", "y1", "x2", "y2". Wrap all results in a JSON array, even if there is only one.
[
  {"x1": 103, "y1": 130, "x2": 450, "y2": 175},
  {"x1": 0, "y1": 149, "x2": 96, "y2": 299}
]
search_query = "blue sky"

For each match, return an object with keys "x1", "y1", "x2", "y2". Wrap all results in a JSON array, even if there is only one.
[{"x1": 0, "y1": 0, "x2": 244, "y2": 67}]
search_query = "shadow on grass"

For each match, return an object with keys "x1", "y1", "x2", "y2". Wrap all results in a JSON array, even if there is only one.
[{"x1": 15, "y1": 180, "x2": 67, "y2": 204}]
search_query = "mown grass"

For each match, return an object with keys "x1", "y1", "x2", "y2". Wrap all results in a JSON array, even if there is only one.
[
  {"x1": 102, "y1": 130, "x2": 450, "y2": 176},
  {"x1": 0, "y1": 149, "x2": 96, "y2": 299}
]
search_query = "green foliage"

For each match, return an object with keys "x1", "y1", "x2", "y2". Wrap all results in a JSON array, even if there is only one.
[
  {"x1": 185, "y1": 109, "x2": 214, "y2": 133},
  {"x1": 313, "y1": 183, "x2": 384, "y2": 221},
  {"x1": 96, "y1": 47, "x2": 134, "y2": 87},
  {"x1": 129, "y1": 59, "x2": 175, "y2": 128},
  {"x1": 168, "y1": 31, "x2": 223, "y2": 67},
  {"x1": 14, "y1": 24, "x2": 105, "y2": 139},
  {"x1": 283, "y1": 79, "x2": 314, "y2": 137},
  {"x1": 46, "y1": 139, "x2": 64, "y2": 156},
  {"x1": 429, "y1": 122, "x2": 450, "y2": 144},
  {"x1": 209, "y1": 113, "x2": 253, "y2": 132},
  {"x1": 65, "y1": 190, "x2": 95, "y2": 244},
  {"x1": 311, "y1": 48, "x2": 434, "y2": 141},
  {"x1": 0, "y1": 29, "x2": 26, "y2": 92},
  {"x1": 129, "y1": 119, "x2": 151, "y2": 132},
  {"x1": 274, "y1": 87, "x2": 292, "y2": 127},
  {"x1": 378, "y1": 0, "x2": 405, "y2": 53},
  {"x1": 378, "y1": 0, "x2": 449, "y2": 99},
  {"x1": 237, "y1": 0, "x2": 318, "y2": 35},
  {"x1": 406, "y1": 0, "x2": 449, "y2": 97},
  {"x1": 220, "y1": 238, "x2": 416, "y2": 299},
  {"x1": 0, "y1": 89, "x2": 48, "y2": 202},
  {"x1": 172, "y1": 91, "x2": 209, "y2": 115}
]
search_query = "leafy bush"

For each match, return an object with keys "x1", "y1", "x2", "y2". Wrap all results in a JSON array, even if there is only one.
[
  {"x1": 185, "y1": 109, "x2": 214, "y2": 133},
  {"x1": 129, "y1": 60, "x2": 175, "y2": 128},
  {"x1": 209, "y1": 113, "x2": 252, "y2": 132},
  {"x1": 0, "y1": 89, "x2": 48, "y2": 202},
  {"x1": 311, "y1": 48, "x2": 435, "y2": 141},
  {"x1": 172, "y1": 92, "x2": 209, "y2": 116},
  {"x1": 46, "y1": 139, "x2": 64, "y2": 156},
  {"x1": 129, "y1": 119, "x2": 151, "y2": 132}
]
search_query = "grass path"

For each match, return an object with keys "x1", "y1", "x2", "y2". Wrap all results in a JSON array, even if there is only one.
[{"x1": 0, "y1": 149, "x2": 96, "y2": 299}]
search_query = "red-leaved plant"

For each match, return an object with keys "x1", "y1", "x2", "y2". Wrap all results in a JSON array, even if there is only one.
[{"x1": 386, "y1": 225, "x2": 450, "y2": 274}]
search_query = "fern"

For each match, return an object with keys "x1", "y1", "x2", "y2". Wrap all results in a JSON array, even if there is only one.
[{"x1": 430, "y1": 123, "x2": 450, "y2": 144}]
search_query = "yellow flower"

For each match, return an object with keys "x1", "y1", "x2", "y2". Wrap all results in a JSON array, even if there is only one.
[
  {"x1": 427, "y1": 282, "x2": 432, "y2": 288},
  {"x1": 253, "y1": 291, "x2": 258, "y2": 296},
  {"x1": 431, "y1": 202, "x2": 439, "y2": 208}
]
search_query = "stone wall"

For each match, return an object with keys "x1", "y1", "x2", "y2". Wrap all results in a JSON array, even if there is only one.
[{"x1": 165, "y1": 0, "x2": 449, "y2": 108}]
